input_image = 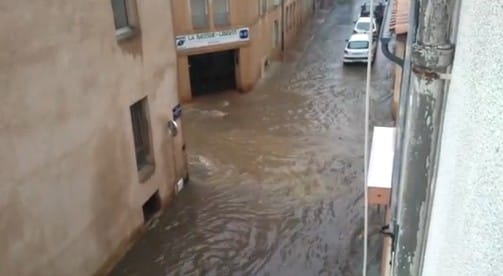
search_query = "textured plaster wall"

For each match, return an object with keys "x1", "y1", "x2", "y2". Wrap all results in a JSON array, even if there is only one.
[
  {"x1": 0, "y1": 0, "x2": 185, "y2": 275},
  {"x1": 422, "y1": 1, "x2": 503, "y2": 275}
]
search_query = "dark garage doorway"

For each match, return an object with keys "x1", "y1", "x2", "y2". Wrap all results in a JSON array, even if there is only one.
[{"x1": 188, "y1": 49, "x2": 237, "y2": 97}]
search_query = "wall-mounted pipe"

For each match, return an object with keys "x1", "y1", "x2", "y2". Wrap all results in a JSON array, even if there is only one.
[
  {"x1": 392, "y1": 0, "x2": 455, "y2": 274},
  {"x1": 379, "y1": 0, "x2": 404, "y2": 67},
  {"x1": 387, "y1": 0, "x2": 418, "y2": 265}
]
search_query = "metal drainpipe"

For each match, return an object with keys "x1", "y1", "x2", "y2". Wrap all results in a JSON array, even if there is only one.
[
  {"x1": 416, "y1": 1, "x2": 461, "y2": 274},
  {"x1": 386, "y1": 0, "x2": 418, "y2": 264},
  {"x1": 392, "y1": 0, "x2": 455, "y2": 275},
  {"x1": 379, "y1": 0, "x2": 405, "y2": 67}
]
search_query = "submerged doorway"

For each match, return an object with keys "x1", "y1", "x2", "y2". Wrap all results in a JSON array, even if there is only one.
[{"x1": 188, "y1": 49, "x2": 237, "y2": 97}]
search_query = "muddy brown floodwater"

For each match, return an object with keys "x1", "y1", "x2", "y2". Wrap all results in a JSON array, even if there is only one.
[{"x1": 112, "y1": 0, "x2": 394, "y2": 275}]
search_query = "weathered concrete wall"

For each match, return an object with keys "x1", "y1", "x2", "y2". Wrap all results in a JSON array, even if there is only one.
[
  {"x1": 0, "y1": 0, "x2": 186, "y2": 275},
  {"x1": 422, "y1": 1, "x2": 503, "y2": 275}
]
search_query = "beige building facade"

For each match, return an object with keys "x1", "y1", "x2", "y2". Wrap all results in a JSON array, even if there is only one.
[
  {"x1": 172, "y1": 0, "x2": 317, "y2": 102},
  {"x1": 283, "y1": 0, "x2": 319, "y2": 47},
  {"x1": 0, "y1": 0, "x2": 187, "y2": 275}
]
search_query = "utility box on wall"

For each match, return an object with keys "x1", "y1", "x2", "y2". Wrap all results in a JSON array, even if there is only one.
[{"x1": 367, "y1": 127, "x2": 395, "y2": 206}]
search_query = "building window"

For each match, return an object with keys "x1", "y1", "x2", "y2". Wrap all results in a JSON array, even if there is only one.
[
  {"x1": 214, "y1": 0, "x2": 230, "y2": 27},
  {"x1": 111, "y1": 0, "x2": 138, "y2": 40},
  {"x1": 267, "y1": 0, "x2": 279, "y2": 10},
  {"x1": 130, "y1": 97, "x2": 155, "y2": 182},
  {"x1": 291, "y1": 3, "x2": 295, "y2": 28},
  {"x1": 285, "y1": 5, "x2": 290, "y2": 31},
  {"x1": 293, "y1": 2, "x2": 297, "y2": 27},
  {"x1": 259, "y1": 0, "x2": 267, "y2": 16},
  {"x1": 190, "y1": 0, "x2": 209, "y2": 29},
  {"x1": 273, "y1": 20, "x2": 279, "y2": 48}
]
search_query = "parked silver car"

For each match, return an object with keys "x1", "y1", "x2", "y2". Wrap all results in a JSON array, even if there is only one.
[{"x1": 343, "y1": 33, "x2": 377, "y2": 64}]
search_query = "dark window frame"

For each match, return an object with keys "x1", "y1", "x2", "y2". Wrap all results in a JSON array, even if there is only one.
[
  {"x1": 213, "y1": 0, "x2": 230, "y2": 27},
  {"x1": 130, "y1": 97, "x2": 155, "y2": 182},
  {"x1": 112, "y1": 0, "x2": 129, "y2": 29},
  {"x1": 190, "y1": 0, "x2": 210, "y2": 29},
  {"x1": 111, "y1": 0, "x2": 138, "y2": 41}
]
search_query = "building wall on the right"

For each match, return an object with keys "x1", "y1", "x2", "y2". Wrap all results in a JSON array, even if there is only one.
[{"x1": 422, "y1": 1, "x2": 503, "y2": 275}]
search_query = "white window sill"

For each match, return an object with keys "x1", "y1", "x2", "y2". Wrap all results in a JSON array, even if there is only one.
[{"x1": 115, "y1": 26, "x2": 137, "y2": 41}]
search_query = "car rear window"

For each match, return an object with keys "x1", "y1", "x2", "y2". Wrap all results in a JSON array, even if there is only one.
[
  {"x1": 348, "y1": 41, "x2": 369, "y2": 49},
  {"x1": 356, "y1": 22, "x2": 371, "y2": 31}
]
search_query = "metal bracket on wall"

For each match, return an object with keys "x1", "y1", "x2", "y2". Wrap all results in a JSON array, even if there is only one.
[
  {"x1": 167, "y1": 120, "x2": 179, "y2": 137},
  {"x1": 380, "y1": 223, "x2": 399, "y2": 267},
  {"x1": 380, "y1": 224, "x2": 398, "y2": 249},
  {"x1": 411, "y1": 66, "x2": 452, "y2": 80},
  {"x1": 411, "y1": 43, "x2": 455, "y2": 81},
  {"x1": 172, "y1": 104, "x2": 182, "y2": 120}
]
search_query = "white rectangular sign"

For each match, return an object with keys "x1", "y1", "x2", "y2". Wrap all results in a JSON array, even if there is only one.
[{"x1": 175, "y1": 27, "x2": 250, "y2": 50}]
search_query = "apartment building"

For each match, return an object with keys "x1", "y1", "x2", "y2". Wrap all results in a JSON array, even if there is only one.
[
  {"x1": 172, "y1": 0, "x2": 316, "y2": 101},
  {"x1": 0, "y1": 0, "x2": 187, "y2": 275}
]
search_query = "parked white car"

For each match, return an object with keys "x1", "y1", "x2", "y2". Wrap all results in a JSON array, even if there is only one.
[
  {"x1": 353, "y1": 17, "x2": 377, "y2": 36},
  {"x1": 343, "y1": 33, "x2": 377, "y2": 64}
]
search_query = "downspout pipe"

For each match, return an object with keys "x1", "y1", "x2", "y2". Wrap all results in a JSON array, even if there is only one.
[
  {"x1": 387, "y1": 0, "x2": 418, "y2": 262},
  {"x1": 379, "y1": 0, "x2": 404, "y2": 67},
  {"x1": 392, "y1": 0, "x2": 455, "y2": 275}
]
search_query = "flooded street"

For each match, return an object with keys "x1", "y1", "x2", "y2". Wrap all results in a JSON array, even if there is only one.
[{"x1": 112, "y1": 0, "x2": 394, "y2": 275}]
